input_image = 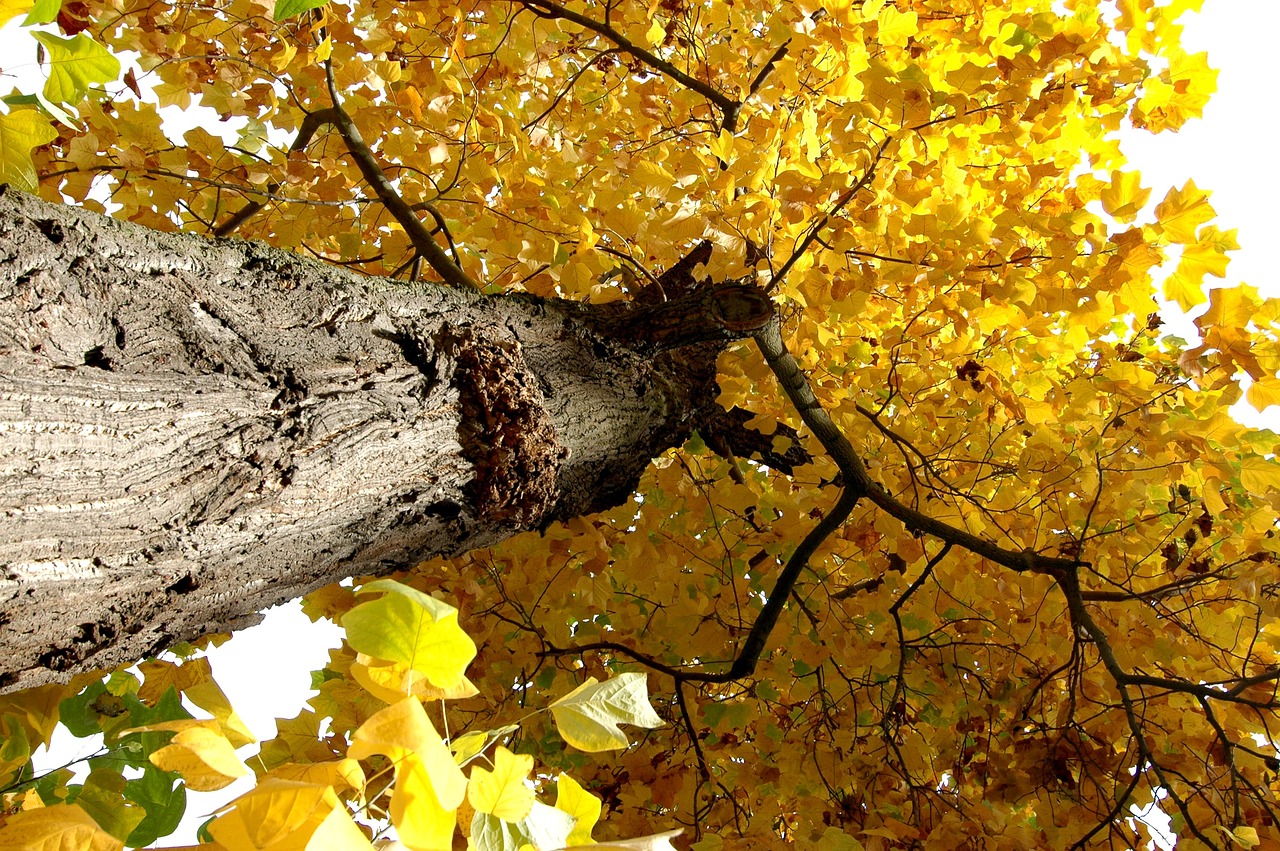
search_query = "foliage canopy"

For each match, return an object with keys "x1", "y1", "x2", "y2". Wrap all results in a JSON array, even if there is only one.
[{"x1": 2, "y1": 0, "x2": 1280, "y2": 848}]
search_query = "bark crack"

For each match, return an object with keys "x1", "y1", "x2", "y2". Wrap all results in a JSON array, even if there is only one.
[{"x1": 187, "y1": 299, "x2": 293, "y2": 389}]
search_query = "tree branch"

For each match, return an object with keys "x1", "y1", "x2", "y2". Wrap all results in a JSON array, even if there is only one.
[
  {"x1": 884, "y1": 544, "x2": 950, "y2": 731},
  {"x1": 768, "y1": 137, "x2": 890, "y2": 293},
  {"x1": 323, "y1": 61, "x2": 481, "y2": 290},
  {"x1": 213, "y1": 108, "x2": 340, "y2": 236},
  {"x1": 515, "y1": 0, "x2": 737, "y2": 119},
  {"x1": 754, "y1": 317, "x2": 1080, "y2": 576}
]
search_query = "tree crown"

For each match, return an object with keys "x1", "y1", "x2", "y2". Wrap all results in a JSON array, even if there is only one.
[{"x1": 2, "y1": 0, "x2": 1279, "y2": 848}]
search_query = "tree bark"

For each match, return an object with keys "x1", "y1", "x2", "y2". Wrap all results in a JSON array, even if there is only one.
[{"x1": 0, "y1": 188, "x2": 767, "y2": 693}]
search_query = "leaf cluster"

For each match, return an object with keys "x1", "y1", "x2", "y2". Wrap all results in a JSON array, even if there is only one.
[{"x1": 1, "y1": 580, "x2": 673, "y2": 850}]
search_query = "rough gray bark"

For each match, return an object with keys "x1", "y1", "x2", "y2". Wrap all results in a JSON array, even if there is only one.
[{"x1": 0, "y1": 188, "x2": 761, "y2": 694}]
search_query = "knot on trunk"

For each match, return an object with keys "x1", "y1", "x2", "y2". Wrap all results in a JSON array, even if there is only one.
[{"x1": 441, "y1": 326, "x2": 569, "y2": 528}]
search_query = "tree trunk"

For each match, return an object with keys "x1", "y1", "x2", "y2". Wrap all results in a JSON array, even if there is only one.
[{"x1": 0, "y1": 188, "x2": 765, "y2": 693}]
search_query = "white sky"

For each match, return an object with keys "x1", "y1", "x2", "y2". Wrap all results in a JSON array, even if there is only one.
[
  {"x1": 13, "y1": 0, "x2": 1280, "y2": 846},
  {"x1": 1123, "y1": 0, "x2": 1280, "y2": 431},
  {"x1": 1124, "y1": 0, "x2": 1280, "y2": 298}
]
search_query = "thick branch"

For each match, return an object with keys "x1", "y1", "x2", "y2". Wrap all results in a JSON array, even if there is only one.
[
  {"x1": 598, "y1": 284, "x2": 774, "y2": 352},
  {"x1": 754, "y1": 318, "x2": 1079, "y2": 576},
  {"x1": 702, "y1": 405, "x2": 812, "y2": 475},
  {"x1": 0, "y1": 188, "x2": 749, "y2": 691}
]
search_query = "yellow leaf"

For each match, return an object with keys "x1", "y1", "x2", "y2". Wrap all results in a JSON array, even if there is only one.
[
  {"x1": 878, "y1": 7, "x2": 918, "y2": 48},
  {"x1": 0, "y1": 0, "x2": 30, "y2": 24},
  {"x1": 152, "y1": 80, "x2": 192, "y2": 110},
  {"x1": 0, "y1": 109, "x2": 58, "y2": 193},
  {"x1": 549, "y1": 674, "x2": 664, "y2": 753},
  {"x1": 208, "y1": 779, "x2": 375, "y2": 851},
  {"x1": 1239, "y1": 456, "x2": 1280, "y2": 496},
  {"x1": 263, "y1": 759, "x2": 365, "y2": 794},
  {"x1": 801, "y1": 107, "x2": 821, "y2": 163},
  {"x1": 391, "y1": 753, "x2": 460, "y2": 850},
  {"x1": 632, "y1": 160, "x2": 676, "y2": 199},
  {"x1": 0, "y1": 684, "x2": 67, "y2": 751},
  {"x1": 0, "y1": 804, "x2": 122, "y2": 851},
  {"x1": 555, "y1": 773, "x2": 602, "y2": 846},
  {"x1": 137, "y1": 660, "x2": 255, "y2": 748},
  {"x1": 1099, "y1": 169, "x2": 1150, "y2": 222},
  {"x1": 1073, "y1": 173, "x2": 1106, "y2": 205},
  {"x1": 342, "y1": 579, "x2": 477, "y2": 689},
  {"x1": 1231, "y1": 826, "x2": 1260, "y2": 848},
  {"x1": 1246, "y1": 378, "x2": 1280, "y2": 413},
  {"x1": 861, "y1": 0, "x2": 887, "y2": 21},
  {"x1": 149, "y1": 726, "x2": 249, "y2": 792},
  {"x1": 270, "y1": 41, "x2": 298, "y2": 72},
  {"x1": 645, "y1": 20, "x2": 665, "y2": 48},
  {"x1": 1162, "y1": 263, "x2": 1208, "y2": 312},
  {"x1": 350, "y1": 653, "x2": 479, "y2": 703},
  {"x1": 315, "y1": 35, "x2": 332, "y2": 62},
  {"x1": 137, "y1": 658, "x2": 210, "y2": 702},
  {"x1": 1173, "y1": 225, "x2": 1236, "y2": 289},
  {"x1": 449, "y1": 725, "x2": 518, "y2": 766},
  {"x1": 186, "y1": 679, "x2": 257, "y2": 749},
  {"x1": 468, "y1": 746, "x2": 536, "y2": 822},
  {"x1": 707, "y1": 129, "x2": 735, "y2": 163},
  {"x1": 349, "y1": 697, "x2": 468, "y2": 840},
  {"x1": 1199, "y1": 281, "x2": 1260, "y2": 331},
  {"x1": 1155, "y1": 179, "x2": 1215, "y2": 244}
]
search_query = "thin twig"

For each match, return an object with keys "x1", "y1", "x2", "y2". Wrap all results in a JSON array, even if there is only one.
[{"x1": 768, "y1": 137, "x2": 890, "y2": 293}]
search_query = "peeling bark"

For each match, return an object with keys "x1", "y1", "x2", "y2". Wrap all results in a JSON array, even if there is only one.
[{"x1": 0, "y1": 189, "x2": 764, "y2": 693}]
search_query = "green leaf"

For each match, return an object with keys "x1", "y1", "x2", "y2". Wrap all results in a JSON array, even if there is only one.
[
  {"x1": 71, "y1": 768, "x2": 147, "y2": 842},
  {"x1": 1003, "y1": 25, "x2": 1038, "y2": 52},
  {"x1": 31, "y1": 32, "x2": 121, "y2": 104},
  {"x1": 272, "y1": 0, "x2": 326, "y2": 21},
  {"x1": 0, "y1": 714, "x2": 31, "y2": 772},
  {"x1": 549, "y1": 673, "x2": 664, "y2": 752},
  {"x1": 59, "y1": 681, "x2": 109, "y2": 738},
  {"x1": 702, "y1": 701, "x2": 751, "y2": 731},
  {"x1": 342, "y1": 579, "x2": 477, "y2": 688},
  {"x1": 0, "y1": 108, "x2": 57, "y2": 192},
  {"x1": 124, "y1": 766, "x2": 187, "y2": 848},
  {"x1": 106, "y1": 689, "x2": 194, "y2": 771},
  {"x1": 470, "y1": 802, "x2": 574, "y2": 851},
  {"x1": 23, "y1": 0, "x2": 59, "y2": 24},
  {"x1": 33, "y1": 767, "x2": 74, "y2": 806},
  {"x1": 105, "y1": 670, "x2": 140, "y2": 697}
]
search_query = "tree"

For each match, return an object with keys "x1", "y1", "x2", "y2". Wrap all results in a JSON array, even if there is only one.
[
  {"x1": 1, "y1": 0, "x2": 1279, "y2": 848},
  {"x1": 0, "y1": 186, "x2": 770, "y2": 692}
]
